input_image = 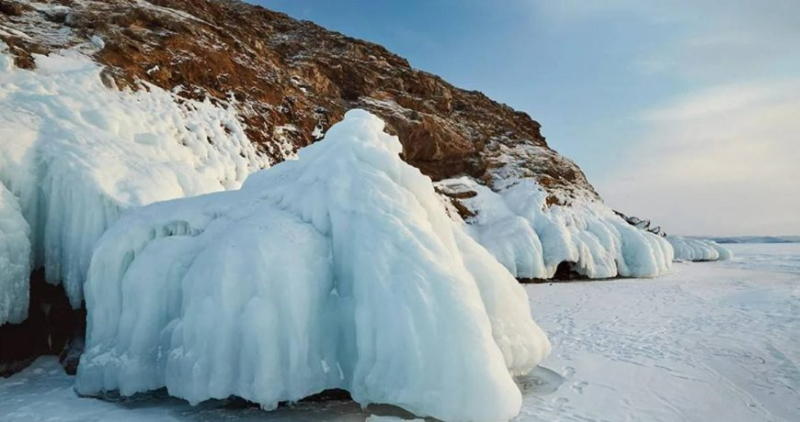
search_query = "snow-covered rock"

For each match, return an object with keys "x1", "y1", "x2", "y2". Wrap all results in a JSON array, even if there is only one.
[
  {"x1": 437, "y1": 177, "x2": 674, "y2": 280},
  {"x1": 668, "y1": 236, "x2": 732, "y2": 262},
  {"x1": 0, "y1": 47, "x2": 268, "y2": 311},
  {"x1": 76, "y1": 110, "x2": 551, "y2": 422}
]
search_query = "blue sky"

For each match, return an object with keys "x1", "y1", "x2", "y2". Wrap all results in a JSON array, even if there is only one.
[{"x1": 255, "y1": 0, "x2": 800, "y2": 236}]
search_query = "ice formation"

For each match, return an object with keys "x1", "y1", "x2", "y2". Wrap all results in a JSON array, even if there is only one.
[
  {"x1": 76, "y1": 110, "x2": 551, "y2": 421},
  {"x1": 436, "y1": 177, "x2": 674, "y2": 280},
  {"x1": 0, "y1": 37, "x2": 682, "y2": 327},
  {"x1": 0, "y1": 183, "x2": 31, "y2": 325},
  {"x1": 667, "y1": 236, "x2": 732, "y2": 262},
  {"x1": 0, "y1": 46, "x2": 268, "y2": 313}
]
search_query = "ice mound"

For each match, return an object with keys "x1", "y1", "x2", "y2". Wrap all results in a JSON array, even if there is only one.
[
  {"x1": 437, "y1": 177, "x2": 674, "y2": 279},
  {"x1": 0, "y1": 47, "x2": 268, "y2": 312},
  {"x1": 0, "y1": 182, "x2": 31, "y2": 325},
  {"x1": 667, "y1": 236, "x2": 732, "y2": 262},
  {"x1": 76, "y1": 110, "x2": 551, "y2": 421}
]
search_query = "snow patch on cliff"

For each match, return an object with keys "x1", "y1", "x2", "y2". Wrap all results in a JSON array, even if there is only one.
[
  {"x1": 437, "y1": 177, "x2": 674, "y2": 279},
  {"x1": 0, "y1": 47, "x2": 268, "y2": 311},
  {"x1": 668, "y1": 235, "x2": 732, "y2": 262},
  {"x1": 75, "y1": 110, "x2": 550, "y2": 421}
]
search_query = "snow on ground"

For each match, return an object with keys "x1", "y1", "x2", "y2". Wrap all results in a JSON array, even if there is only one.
[
  {"x1": 2, "y1": 243, "x2": 797, "y2": 422},
  {"x1": 520, "y1": 242, "x2": 800, "y2": 422},
  {"x1": 722, "y1": 243, "x2": 800, "y2": 274}
]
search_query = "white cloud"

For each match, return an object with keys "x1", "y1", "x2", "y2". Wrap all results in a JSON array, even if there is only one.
[
  {"x1": 642, "y1": 81, "x2": 800, "y2": 122},
  {"x1": 599, "y1": 80, "x2": 800, "y2": 236},
  {"x1": 531, "y1": 0, "x2": 800, "y2": 235}
]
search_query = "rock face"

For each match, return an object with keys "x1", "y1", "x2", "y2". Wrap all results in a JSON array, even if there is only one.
[{"x1": 0, "y1": 0, "x2": 596, "y2": 203}]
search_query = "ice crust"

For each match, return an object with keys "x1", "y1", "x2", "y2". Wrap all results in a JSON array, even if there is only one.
[
  {"x1": 76, "y1": 110, "x2": 551, "y2": 421},
  {"x1": 436, "y1": 177, "x2": 675, "y2": 280},
  {"x1": 0, "y1": 48, "x2": 267, "y2": 312},
  {"x1": 0, "y1": 182, "x2": 31, "y2": 324},
  {"x1": 668, "y1": 235, "x2": 732, "y2": 262}
]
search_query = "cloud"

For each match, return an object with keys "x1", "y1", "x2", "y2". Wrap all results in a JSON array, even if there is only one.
[
  {"x1": 529, "y1": 0, "x2": 800, "y2": 235},
  {"x1": 599, "y1": 80, "x2": 800, "y2": 236}
]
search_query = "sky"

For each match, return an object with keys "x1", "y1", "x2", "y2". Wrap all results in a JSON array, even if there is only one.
[{"x1": 255, "y1": 0, "x2": 800, "y2": 236}]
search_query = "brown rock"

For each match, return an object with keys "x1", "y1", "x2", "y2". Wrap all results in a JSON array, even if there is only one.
[
  {"x1": 0, "y1": 0, "x2": 27, "y2": 16},
  {"x1": 0, "y1": 0, "x2": 598, "y2": 201}
]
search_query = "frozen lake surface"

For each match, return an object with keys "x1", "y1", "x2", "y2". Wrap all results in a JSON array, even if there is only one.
[
  {"x1": 520, "y1": 243, "x2": 800, "y2": 422},
  {"x1": 1, "y1": 243, "x2": 798, "y2": 421}
]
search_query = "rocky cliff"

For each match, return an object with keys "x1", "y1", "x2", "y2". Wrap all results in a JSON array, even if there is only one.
[{"x1": 0, "y1": 0, "x2": 596, "y2": 204}]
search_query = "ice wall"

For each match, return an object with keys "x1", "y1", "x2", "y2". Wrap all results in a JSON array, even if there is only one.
[
  {"x1": 668, "y1": 236, "x2": 732, "y2": 262},
  {"x1": 76, "y1": 110, "x2": 551, "y2": 422},
  {"x1": 437, "y1": 177, "x2": 675, "y2": 280},
  {"x1": 0, "y1": 47, "x2": 268, "y2": 312},
  {"x1": 0, "y1": 182, "x2": 31, "y2": 325}
]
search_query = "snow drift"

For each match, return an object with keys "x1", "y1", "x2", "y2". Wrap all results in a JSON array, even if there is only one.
[
  {"x1": 0, "y1": 46, "x2": 267, "y2": 315},
  {"x1": 668, "y1": 236, "x2": 732, "y2": 262},
  {"x1": 436, "y1": 178, "x2": 674, "y2": 280},
  {"x1": 76, "y1": 110, "x2": 551, "y2": 421}
]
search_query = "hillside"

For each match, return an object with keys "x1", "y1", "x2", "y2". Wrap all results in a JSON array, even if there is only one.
[{"x1": 0, "y1": 0, "x2": 596, "y2": 199}]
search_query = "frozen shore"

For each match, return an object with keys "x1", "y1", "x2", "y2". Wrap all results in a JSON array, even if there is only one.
[{"x1": 2, "y1": 243, "x2": 798, "y2": 421}]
